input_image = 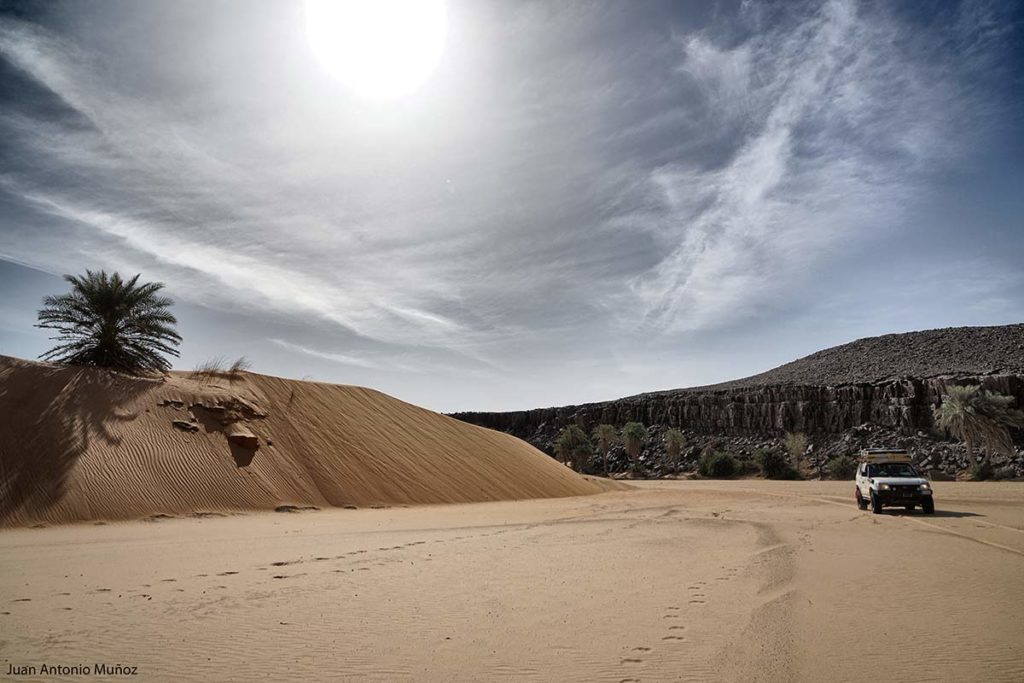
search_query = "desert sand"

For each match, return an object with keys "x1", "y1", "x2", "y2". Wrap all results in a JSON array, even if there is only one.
[
  {"x1": 2, "y1": 480, "x2": 1022, "y2": 682},
  {"x1": 0, "y1": 356, "x2": 613, "y2": 527}
]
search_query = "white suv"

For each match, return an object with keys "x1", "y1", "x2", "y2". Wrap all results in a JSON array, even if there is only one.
[{"x1": 855, "y1": 449, "x2": 935, "y2": 515}]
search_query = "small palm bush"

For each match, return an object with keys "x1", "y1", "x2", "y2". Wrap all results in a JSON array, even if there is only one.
[
  {"x1": 934, "y1": 385, "x2": 1024, "y2": 465},
  {"x1": 593, "y1": 424, "x2": 618, "y2": 474},
  {"x1": 621, "y1": 422, "x2": 649, "y2": 473},
  {"x1": 555, "y1": 424, "x2": 593, "y2": 473},
  {"x1": 663, "y1": 428, "x2": 687, "y2": 470}
]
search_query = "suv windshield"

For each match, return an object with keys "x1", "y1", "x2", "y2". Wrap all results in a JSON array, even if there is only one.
[{"x1": 867, "y1": 463, "x2": 919, "y2": 478}]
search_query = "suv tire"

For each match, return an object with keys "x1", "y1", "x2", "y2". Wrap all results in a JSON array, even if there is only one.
[
  {"x1": 922, "y1": 499, "x2": 935, "y2": 514},
  {"x1": 856, "y1": 490, "x2": 868, "y2": 510},
  {"x1": 871, "y1": 491, "x2": 883, "y2": 514}
]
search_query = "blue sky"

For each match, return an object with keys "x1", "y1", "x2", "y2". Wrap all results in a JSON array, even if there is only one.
[{"x1": 1, "y1": 0, "x2": 1022, "y2": 412}]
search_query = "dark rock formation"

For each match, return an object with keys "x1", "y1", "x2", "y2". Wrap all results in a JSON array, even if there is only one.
[{"x1": 452, "y1": 324, "x2": 1024, "y2": 477}]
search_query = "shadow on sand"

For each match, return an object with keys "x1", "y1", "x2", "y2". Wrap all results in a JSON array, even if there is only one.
[
  {"x1": 881, "y1": 509, "x2": 983, "y2": 519},
  {"x1": 0, "y1": 360, "x2": 158, "y2": 524}
]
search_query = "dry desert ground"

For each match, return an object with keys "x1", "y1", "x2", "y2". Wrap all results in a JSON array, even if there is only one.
[{"x1": 2, "y1": 480, "x2": 1022, "y2": 682}]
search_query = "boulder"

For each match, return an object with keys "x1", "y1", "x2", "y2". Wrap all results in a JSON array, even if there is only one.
[{"x1": 225, "y1": 423, "x2": 259, "y2": 450}]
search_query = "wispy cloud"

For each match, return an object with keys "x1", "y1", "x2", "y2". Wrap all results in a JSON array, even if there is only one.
[
  {"x1": 626, "y1": 0, "x2": 1007, "y2": 332},
  {"x1": 268, "y1": 338, "x2": 380, "y2": 369}
]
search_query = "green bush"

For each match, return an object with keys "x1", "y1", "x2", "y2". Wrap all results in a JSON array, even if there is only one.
[
  {"x1": 993, "y1": 466, "x2": 1016, "y2": 481},
  {"x1": 970, "y1": 461, "x2": 994, "y2": 481},
  {"x1": 698, "y1": 451, "x2": 737, "y2": 478},
  {"x1": 755, "y1": 449, "x2": 788, "y2": 478},
  {"x1": 829, "y1": 455, "x2": 858, "y2": 480}
]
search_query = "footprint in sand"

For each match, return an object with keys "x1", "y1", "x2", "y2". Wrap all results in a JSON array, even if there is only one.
[
  {"x1": 217, "y1": 571, "x2": 239, "y2": 576},
  {"x1": 620, "y1": 679, "x2": 641, "y2": 683},
  {"x1": 621, "y1": 658, "x2": 644, "y2": 664},
  {"x1": 689, "y1": 599, "x2": 706, "y2": 604},
  {"x1": 270, "y1": 561, "x2": 294, "y2": 567},
  {"x1": 94, "y1": 589, "x2": 111, "y2": 593},
  {"x1": 662, "y1": 635, "x2": 685, "y2": 641},
  {"x1": 161, "y1": 578, "x2": 177, "y2": 582},
  {"x1": 632, "y1": 647, "x2": 651, "y2": 652},
  {"x1": 272, "y1": 575, "x2": 288, "y2": 580},
  {"x1": 668, "y1": 625, "x2": 686, "y2": 631},
  {"x1": 12, "y1": 598, "x2": 31, "y2": 603}
]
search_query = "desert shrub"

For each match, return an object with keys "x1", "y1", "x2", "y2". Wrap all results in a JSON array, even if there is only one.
[
  {"x1": 829, "y1": 455, "x2": 858, "y2": 480},
  {"x1": 970, "y1": 461, "x2": 994, "y2": 480},
  {"x1": 698, "y1": 451, "x2": 737, "y2": 478},
  {"x1": 993, "y1": 466, "x2": 1016, "y2": 481},
  {"x1": 755, "y1": 449, "x2": 788, "y2": 478},
  {"x1": 736, "y1": 459, "x2": 760, "y2": 476},
  {"x1": 784, "y1": 431, "x2": 808, "y2": 470}
]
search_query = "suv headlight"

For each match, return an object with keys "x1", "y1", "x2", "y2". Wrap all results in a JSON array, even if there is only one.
[
  {"x1": 919, "y1": 483, "x2": 932, "y2": 493},
  {"x1": 879, "y1": 483, "x2": 891, "y2": 491}
]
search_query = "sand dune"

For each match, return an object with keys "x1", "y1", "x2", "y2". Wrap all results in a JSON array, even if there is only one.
[{"x1": 0, "y1": 356, "x2": 611, "y2": 526}]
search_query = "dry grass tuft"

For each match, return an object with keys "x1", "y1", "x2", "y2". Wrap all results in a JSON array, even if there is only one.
[{"x1": 190, "y1": 356, "x2": 252, "y2": 383}]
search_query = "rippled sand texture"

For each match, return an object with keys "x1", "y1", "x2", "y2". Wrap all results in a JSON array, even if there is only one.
[
  {"x1": 0, "y1": 355, "x2": 610, "y2": 527},
  {"x1": 2, "y1": 481, "x2": 1021, "y2": 682}
]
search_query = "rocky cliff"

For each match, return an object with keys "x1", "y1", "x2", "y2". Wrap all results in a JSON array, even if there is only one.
[{"x1": 453, "y1": 324, "x2": 1024, "y2": 477}]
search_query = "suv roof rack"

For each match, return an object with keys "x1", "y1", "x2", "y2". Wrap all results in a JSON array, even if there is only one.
[{"x1": 859, "y1": 448, "x2": 911, "y2": 463}]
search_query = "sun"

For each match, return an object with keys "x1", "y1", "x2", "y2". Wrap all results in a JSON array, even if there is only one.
[{"x1": 305, "y1": 0, "x2": 447, "y2": 99}]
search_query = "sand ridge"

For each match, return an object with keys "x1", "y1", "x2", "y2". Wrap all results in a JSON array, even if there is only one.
[{"x1": 0, "y1": 356, "x2": 614, "y2": 526}]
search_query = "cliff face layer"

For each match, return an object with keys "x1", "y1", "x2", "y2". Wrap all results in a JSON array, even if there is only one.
[
  {"x1": 452, "y1": 325, "x2": 1024, "y2": 473},
  {"x1": 456, "y1": 376, "x2": 1024, "y2": 439}
]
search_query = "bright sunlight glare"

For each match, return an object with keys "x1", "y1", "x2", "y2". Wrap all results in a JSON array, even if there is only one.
[{"x1": 305, "y1": 0, "x2": 447, "y2": 99}]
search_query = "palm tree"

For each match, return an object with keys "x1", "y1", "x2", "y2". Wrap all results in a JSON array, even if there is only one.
[
  {"x1": 36, "y1": 270, "x2": 181, "y2": 372},
  {"x1": 554, "y1": 424, "x2": 593, "y2": 473},
  {"x1": 593, "y1": 424, "x2": 618, "y2": 474},
  {"x1": 664, "y1": 428, "x2": 687, "y2": 470},
  {"x1": 621, "y1": 422, "x2": 649, "y2": 473},
  {"x1": 933, "y1": 385, "x2": 1024, "y2": 466}
]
